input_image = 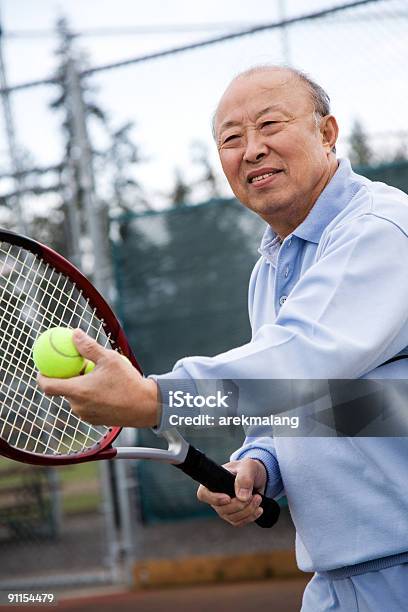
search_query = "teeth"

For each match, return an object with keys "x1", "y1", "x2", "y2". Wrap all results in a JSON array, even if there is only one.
[{"x1": 250, "y1": 171, "x2": 280, "y2": 183}]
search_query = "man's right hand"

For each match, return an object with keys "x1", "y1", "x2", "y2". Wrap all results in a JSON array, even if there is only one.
[{"x1": 196, "y1": 457, "x2": 268, "y2": 527}]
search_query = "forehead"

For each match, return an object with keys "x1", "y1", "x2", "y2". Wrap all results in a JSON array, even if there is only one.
[{"x1": 215, "y1": 70, "x2": 312, "y2": 133}]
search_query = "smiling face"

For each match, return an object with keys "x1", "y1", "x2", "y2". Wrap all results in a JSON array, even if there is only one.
[{"x1": 214, "y1": 69, "x2": 338, "y2": 236}]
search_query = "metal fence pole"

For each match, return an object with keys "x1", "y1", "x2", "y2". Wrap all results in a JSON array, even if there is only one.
[
  {"x1": 65, "y1": 50, "x2": 136, "y2": 586},
  {"x1": 65, "y1": 55, "x2": 112, "y2": 295},
  {"x1": 278, "y1": 0, "x2": 292, "y2": 65},
  {"x1": 0, "y1": 14, "x2": 27, "y2": 234}
]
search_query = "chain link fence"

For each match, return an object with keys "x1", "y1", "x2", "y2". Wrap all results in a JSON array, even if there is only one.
[{"x1": 0, "y1": 458, "x2": 124, "y2": 589}]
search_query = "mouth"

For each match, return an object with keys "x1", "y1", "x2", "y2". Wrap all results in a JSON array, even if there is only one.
[{"x1": 247, "y1": 168, "x2": 284, "y2": 186}]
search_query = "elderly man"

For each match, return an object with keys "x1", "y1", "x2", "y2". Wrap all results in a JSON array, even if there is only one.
[{"x1": 39, "y1": 66, "x2": 408, "y2": 611}]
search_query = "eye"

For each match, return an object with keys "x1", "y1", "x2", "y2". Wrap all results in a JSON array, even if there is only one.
[
  {"x1": 222, "y1": 133, "x2": 241, "y2": 145},
  {"x1": 260, "y1": 120, "x2": 280, "y2": 130}
]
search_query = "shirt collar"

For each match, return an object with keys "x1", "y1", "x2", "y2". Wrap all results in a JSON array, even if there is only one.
[
  {"x1": 258, "y1": 230, "x2": 281, "y2": 265},
  {"x1": 259, "y1": 158, "x2": 359, "y2": 253},
  {"x1": 293, "y1": 158, "x2": 357, "y2": 243}
]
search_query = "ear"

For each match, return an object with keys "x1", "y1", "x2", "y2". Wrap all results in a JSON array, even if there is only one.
[{"x1": 320, "y1": 115, "x2": 339, "y2": 153}]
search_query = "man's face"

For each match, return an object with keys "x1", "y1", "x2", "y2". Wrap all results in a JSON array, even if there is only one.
[{"x1": 215, "y1": 70, "x2": 334, "y2": 225}]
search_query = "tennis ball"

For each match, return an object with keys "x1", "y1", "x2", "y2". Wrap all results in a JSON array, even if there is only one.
[
  {"x1": 32, "y1": 327, "x2": 85, "y2": 378},
  {"x1": 83, "y1": 359, "x2": 95, "y2": 375}
]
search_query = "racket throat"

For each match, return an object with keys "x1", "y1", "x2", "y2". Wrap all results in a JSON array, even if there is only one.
[{"x1": 115, "y1": 428, "x2": 190, "y2": 463}]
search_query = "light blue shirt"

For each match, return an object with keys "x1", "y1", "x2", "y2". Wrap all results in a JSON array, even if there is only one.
[{"x1": 153, "y1": 159, "x2": 408, "y2": 572}]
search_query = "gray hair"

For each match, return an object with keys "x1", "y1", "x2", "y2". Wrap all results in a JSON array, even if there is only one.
[{"x1": 212, "y1": 65, "x2": 335, "y2": 152}]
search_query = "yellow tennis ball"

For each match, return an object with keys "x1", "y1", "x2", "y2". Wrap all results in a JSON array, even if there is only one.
[
  {"x1": 82, "y1": 359, "x2": 95, "y2": 374},
  {"x1": 32, "y1": 327, "x2": 85, "y2": 378}
]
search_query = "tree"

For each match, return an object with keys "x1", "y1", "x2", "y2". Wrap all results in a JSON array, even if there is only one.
[
  {"x1": 97, "y1": 121, "x2": 151, "y2": 215},
  {"x1": 49, "y1": 16, "x2": 148, "y2": 268},
  {"x1": 191, "y1": 140, "x2": 221, "y2": 200},
  {"x1": 348, "y1": 119, "x2": 374, "y2": 167},
  {"x1": 169, "y1": 168, "x2": 192, "y2": 207},
  {"x1": 391, "y1": 142, "x2": 408, "y2": 163}
]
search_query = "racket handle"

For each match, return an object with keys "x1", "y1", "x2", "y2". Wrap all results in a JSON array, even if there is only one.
[{"x1": 175, "y1": 445, "x2": 280, "y2": 528}]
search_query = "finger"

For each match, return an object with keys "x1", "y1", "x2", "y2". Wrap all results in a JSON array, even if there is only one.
[
  {"x1": 206, "y1": 494, "x2": 259, "y2": 526},
  {"x1": 234, "y1": 460, "x2": 259, "y2": 502},
  {"x1": 37, "y1": 373, "x2": 80, "y2": 398},
  {"x1": 231, "y1": 507, "x2": 264, "y2": 528},
  {"x1": 72, "y1": 329, "x2": 107, "y2": 364},
  {"x1": 196, "y1": 462, "x2": 256, "y2": 507},
  {"x1": 216, "y1": 495, "x2": 263, "y2": 525},
  {"x1": 196, "y1": 484, "x2": 231, "y2": 506},
  {"x1": 216, "y1": 493, "x2": 261, "y2": 519}
]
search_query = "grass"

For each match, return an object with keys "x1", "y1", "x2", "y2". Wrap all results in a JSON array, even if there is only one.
[
  {"x1": 58, "y1": 460, "x2": 99, "y2": 485},
  {"x1": 0, "y1": 457, "x2": 102, "y2": 516},
  {"x1": 59, "y1": 461, "x2": 102, "y2": 515},
  {"x1": 62, "y1": 490, "x2": 102, "y2": 515}
]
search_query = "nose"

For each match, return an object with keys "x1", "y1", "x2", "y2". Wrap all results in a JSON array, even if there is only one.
[{"x1": 243, "y1": 130, "x2": 269, "y2": 163}]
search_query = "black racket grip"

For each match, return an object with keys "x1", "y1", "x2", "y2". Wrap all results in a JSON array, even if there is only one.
[{"x1": 175, "y1": 445, "x2": 280, "y2": 528}]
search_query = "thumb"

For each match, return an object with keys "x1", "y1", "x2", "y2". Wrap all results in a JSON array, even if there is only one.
[
  {"x1": 234, "y1": 461, "x2": 257, "y2": 502},
  {"x1": 72, "y1": 328, "x2": 106, "y2": 363}
]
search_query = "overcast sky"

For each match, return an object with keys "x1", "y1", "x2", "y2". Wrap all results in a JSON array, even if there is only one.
[{"x1": 0, "y1": 0, "x2": 407, "y2": 208}]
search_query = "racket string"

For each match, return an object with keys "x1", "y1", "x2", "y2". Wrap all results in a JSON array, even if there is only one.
[
  {"x1": 0, "y1": 254, "x2": 72, "y2": 450},
  {"x1": 2, "y1": 393, "x2": 101, "y2": 454},
  {"x1": 1, "y1": 375, "x2": 103, "y2": 452},
  {"x1": 0, "y1": 292, "x2": 108, "y2": 372},
  {"x1": 0, "y1": 241, "x2": 114, "y2": 456},
  {"x1": 0, "y1": 253, "x2": 51, "y2": 445},
  {"x1": 0, "y1": 251, "x2": 105, "y2": 336}
]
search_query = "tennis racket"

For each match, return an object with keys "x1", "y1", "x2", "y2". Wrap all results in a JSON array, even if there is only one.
[{"x1": 0, "y1": 229, "x2": 280, "y2": 528}]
